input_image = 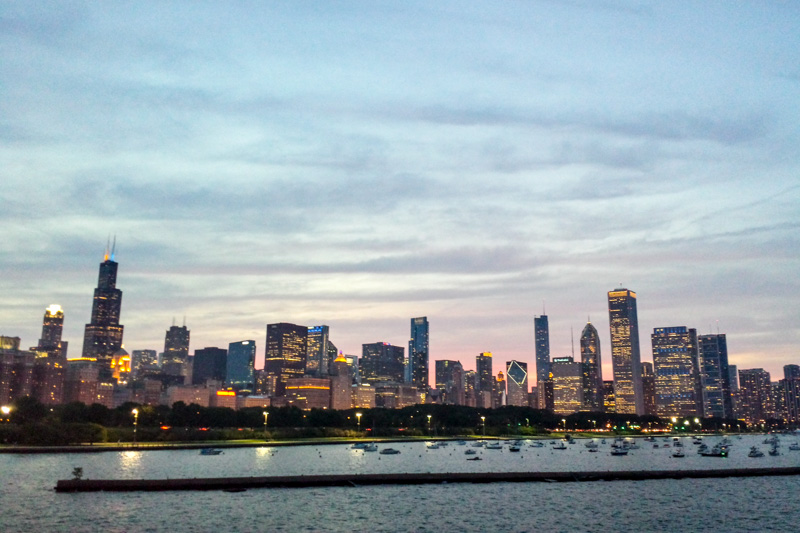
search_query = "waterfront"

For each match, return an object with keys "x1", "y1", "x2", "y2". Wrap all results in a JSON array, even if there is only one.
[{"x1": 3, "y1": 435, "x2": 800, "y2": 532}]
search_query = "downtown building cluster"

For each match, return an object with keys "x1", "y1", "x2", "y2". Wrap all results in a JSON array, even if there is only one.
[{"x1": 2, "y1": 253, "x2": 799, "y2": 429}]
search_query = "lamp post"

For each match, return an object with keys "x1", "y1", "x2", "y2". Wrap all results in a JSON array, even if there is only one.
[
  {"x1": 694, "y1": 418, "x2": 700, "y2": 432},
  {"x1": 427, "y1": 414, "x2": 432, "y2": 436},
  {"x1": 562, "y1": 418, "x2": 566, "y2": 431},
  {"x1": 132, "y1": 408, "x2": 139, "y2": 445},
  {"x1": 481, "y1": 415, "x2": 486, "y2": 437},
  {"x1": 356, "y1": 412, "x2": 362, "y2": 434},
  {"x1": 1, "y1": 405, "x2": 10, "y2": 422},
  {"x1": 263, "y1": 410, "x2": 269, "y2": 440}
]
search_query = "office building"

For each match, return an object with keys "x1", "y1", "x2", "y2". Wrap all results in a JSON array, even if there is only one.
[
  {"x1": 784, "y1": 365, "x2": 800, "y2": 425},
  {"x1": 651, "y1": 326, "x2": 701, "y2": 418},
  {"x1": 226, "y1": 340, "x2": 256, "y2": 391},
  {"x1": 285, "y1": 377, "x2": 331, "y2": 410},
  {"x1": 408, "y1": 317, "x2": 430, "y2": 389},
  {"x1": 306, "y1": 325, "x2": 332, "y2": 377},
  {"x1": 506, "y1": 360, "x2": 529, "y2": 407},
  {"x1": 603, "y1": 380, "x2": 616, "y2": 413},
  {"x1": 163, "y1": 323, "x2": 190, "y2": 375},
  {"x1": 476, "y1": 352, "x2": 493, "y2": 408},
  {"x1": 698, "y1": 333, "x2": 732, "y2": 419},
  {"x1": 641, "y1": 362, "x2": 657, "y2": 416},
  {"x1": 330, "y1": 352, "x2": 353, "y2": 410},
  {"x1": 551, "y1": 357, "x2": 584, "y2": 415},
  {"x1": 81, "y1": 247, "x2": 124, "y2": 377},
  {"x1": 34, "y1": 304, "x2": 68, "y2": 358},
  {"x1": 192, "y1": 347, "x2": 227, "y2": 385},
  {"x1": 534, "y1": 315, "x2": 550, "y2": 410},
  {"x1": 580, "y1": 321, "x2": 603, "y2": 410},
  {"x1": 738, "y1": 368, "x2": 772, "y2": 425},
  {"x1": 435, "y1": 359, "x2": 464, "y2": 405},
  {"x1": 608, "y1": 288, "x2": 644, "y2": 415},
  {"x1": 494, "y1": 371, "x2": 506, "y2": 407},
  {"x1": 265, "y1": 323, "x2": 308, "y2": 396},
  {"x1": 359, "y1": 342, "x2": 404, "y2": 385}
]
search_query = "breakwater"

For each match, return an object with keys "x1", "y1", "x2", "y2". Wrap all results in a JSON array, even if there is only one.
[{"x1": 55, "y1": 466, "x2": 800, "y2": 492}]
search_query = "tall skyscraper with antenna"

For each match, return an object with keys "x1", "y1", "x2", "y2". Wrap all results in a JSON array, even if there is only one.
[
  {"x1": 607, "y1": 288, "x2": 644, "y2": 415},
  {"x1": 534, "y1": 314, "x2": 550, "y2": 410},
  {"x1": 82, "y1": 241, "x2": 124, "y2": 378}
]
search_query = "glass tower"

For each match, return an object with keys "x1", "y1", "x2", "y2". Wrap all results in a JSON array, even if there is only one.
[
  {"x1": 408, "y1": 317, "x2": 429, "y2": 389},
  {"x1": 651, "y1": 326, "x2": 701, "y2": 417},
  {"x1": 607, "y1": 288, "x2": 643, "y2": 415},
  {"x1": 534, "y1": 315, "x2": 550, "y2": 409},
  {"x1": 265, "y1": 323, "x2": 308, "y2": 396},
  {"x1": 580, "y1": 321, "x2": 603, "y2": 410},
  {"x1": 226, "y1": 340, "x2": 256, "y2": 391},
  {"x1": 698, "y1": 333, "x2": 731, "y2": 418}
]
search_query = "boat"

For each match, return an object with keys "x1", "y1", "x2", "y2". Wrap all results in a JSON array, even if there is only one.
[
  {"x1": 427, "y1": 443, "x2": 440, "y2": 450},
  {"x1": 610, "y1": 448, "x2": 628, "y2": 456},
  {"x1": 471, "y1": 441, "x2": 485, "y2": 448},
  {"x1": 588, "y1": 448, "x2": 598, "y2": 452},
  {"x1": 584, "y1": 441, "x2": 599, "y2": 449},
  {"x1": 748, "y1": 446, "x2": 764, "y2": 458},
  {"x1": 351, "y1": 443, "x2": 368, "y2": 450},
  {"x1": 552, "y1": 442, "x2": 567, "y2": 450},
  {"x1": 701, "y1": 445, "x2": 728, "y2": 457},
  {"x1": 363, "y1": 443, "x2": 378, "y2": 452},
  {"x1": 466, "y1": 456, "x2": 482, "y2": 461},
  {"x1": 456, "y1": 440, "x2": 467, "y2": 446},
  {"x1": 379, "y1": 448, "x2": 401, "y2": 455},
  {"x1": 485, "y1": 442, "x2": 503, "y2": 450},
  {"x1": 697, "y1": 444, "x2": 709, "y2": 454},
  {"x1": 509, "y1": 445, "x2": 521, "y2": 452},
  {"x1": 788, "y1": 442, "x2": 800, "y2": 451},
  {"x1": 769, "y1": 445, "x2": 780, "y2": 457},
  {"x1": 529, "y1": 441, "x2": 544, "y2": 448},
  {"x1": 199, "y1": 448, "x2": 223, "y2": 456},
  {"x1": 672, "y1": 449, "x2": 685, "y2": 458},
  {"x1": 465, "y1": 449, "x2": 477, "y2": 455}
]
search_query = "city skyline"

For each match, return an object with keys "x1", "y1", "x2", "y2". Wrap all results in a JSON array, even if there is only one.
[{"x1": 2, "y1": 3, "x2": 798, "y2": 381}]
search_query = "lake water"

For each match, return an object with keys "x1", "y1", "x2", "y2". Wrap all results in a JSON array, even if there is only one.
[{"x1": 2, "y1": 434, "x2": 800, "y2": 532}]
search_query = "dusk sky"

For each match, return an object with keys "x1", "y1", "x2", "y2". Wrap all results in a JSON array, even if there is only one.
[{"x1": 2, "y1": 2, "x2": 799, "y2": 384}]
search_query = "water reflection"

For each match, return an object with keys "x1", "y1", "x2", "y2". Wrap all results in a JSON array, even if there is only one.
[{"x1": 118, "y1": 450, "x2": 142, "y2": 476}]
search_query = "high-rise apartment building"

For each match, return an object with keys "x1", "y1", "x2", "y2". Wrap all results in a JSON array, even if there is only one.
[
  {"x1": 265, "y1": 323, "x2": 308, "y2": 396},
  {"x1": 435, "y1": 359, "x2": 464, "y2": 405},
  {"x1": 226, "y1": 340, "x2": 256, "y2": 391},
  {"x1": 783, "y1": 365, "x2": 800, "y2": 425},
  {"x1": 476, "y1": 352, "x2": 493, "y2": 408},
  {"x1": 330, "y1": 352, "x2": 353, "y2": 410},
  {"x1": 697, "y1": 334, "x2": 732, "y2": 419},
  {"x1": 82, "y1": 248, "x2": 124, "y2": 377},
  {"x1": 506, "y1": 360, "x2": 529, "y2": 407},
  {"x1": 359, "y1": 342, "x2": 404, "y2": 385},
  {"x1": 408, "y1": 317, "x2": 429, "y2": 389},
  {"x1": 608, "y1": 288, "x2": 643, "y2": 415},
  {"x1": 651, "y1": 326, "x2": 701, "y2": 418},
  {"x1": 534, "y1": 315, "x2": 550, "y2": 410},
  {"x1": 641, "y1": 362, "x2": 657, "y2": 416},
  {"x1": 738, "y1": 368, "x2": 772, "y2": 425},
  {"x1": 580, "y1": 321, "x2": 603, "y2": 410}
]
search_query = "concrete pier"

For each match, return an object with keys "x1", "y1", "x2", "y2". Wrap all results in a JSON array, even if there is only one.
[{"x1": 55, "y1": 466, "x2": 800, "y2": 492}]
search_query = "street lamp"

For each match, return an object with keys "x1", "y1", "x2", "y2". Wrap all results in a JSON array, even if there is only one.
[
  {"x1": 356, "y1": 412, "x2": 362, "y2": 433},
  {"x1": 263, "y1": 410, "x2": 269, "y2": 440},
  {"x1": 562, "y1": 419, "x2": 566, "y2": 431},
  {"x1": 1, "y1": 405, "x2": 10, "y2": 422},
  {"x1": 481, "y1": 415, "x2": 486, "y2": 437},
  {"x1": 132, "y1": 408, "x2": 139, "y2": 445},
  {"x1": 427, "y1": 414, "x2": 432, "y2": 435}
]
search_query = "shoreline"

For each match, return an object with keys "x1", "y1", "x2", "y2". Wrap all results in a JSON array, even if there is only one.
[{"x1": 55, "y1": 466, "x2": 800, "y2": 492}]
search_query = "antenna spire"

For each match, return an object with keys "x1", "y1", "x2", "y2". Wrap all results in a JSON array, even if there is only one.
[
  {"x1": 104, "y1": 235, "x2": 110, "y2": 261},
  {"x1": 111, "y1": 235, "x2": 116, "y2": 261},
  {"x1": 571, "y1": 326, "x2": 575, "y2": 358}
]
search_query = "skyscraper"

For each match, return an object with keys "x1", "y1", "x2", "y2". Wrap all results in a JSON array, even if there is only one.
[
  {"x1": 697, "y1": 333, "x2": 731, "y2": 419},
  {"x1": 82, "y1": 247, "x2": 124, "y2": 377},
  {"x1": 226, "y1": 340, "x2": 256, "y2": 391},
  {"x1": 306, "y1": 325, "x2": 331, "y2": 378},
  {"x1": 641, "y1": 362, "x2": 657, "y2": 416},
  {"x1": 607, "y1": 288, "x2": 643, "y2": 415},
  {"x1": 408, "y1": 317, "x2": 429, "y2": 389},
  {"x1": 551, "y1": 357, "x2": 584, "y2": 415},
  {"x1": 330, "y1": 352, "x2": 353, "y2": 410},
  {"x1": 534, "y1": 315, "x2": 550, "y2": 409},
  {"x1": 35, "y1": 305, "x2": 68, "y2": 358},
  {"x1": 265, "y1": 323, "x2": 308, "y2": 396},
  {"x1": 651, "y1": 326, "x2": 701, "y2": 418},
  {"x1": 163, "y1": 323, "x2": 190, "y2": 371},
  {"x1": 435, "y1": 359, "x2": 464, "y2": 405},
  {"x1": 738, "y1": 368, "x2": 772, "y2": 425},
  {"x1": 476, "y1": 352, "x2": 493, "y2": 408},
  {"x1": 580, "y1": 321, "x2": 602, "y2": 410},
  {"x1": 783, "y1": 365, "x2": 800, "y2": 425},
  {"x1": 192, "y1": 347, "x2": 227, "y2": 385},
  {"x1": 359, "y1": 342, "x2": 405, "y2": 385},
  {"x1": 506, "y1": 360, "x2": 529, "y2": 407}
]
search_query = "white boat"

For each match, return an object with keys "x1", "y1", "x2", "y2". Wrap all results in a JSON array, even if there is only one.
[
  {"x1": 701, "y1": 444, "x2": 728, "y2": 457},
  {"x1": 485, "y1": 442, "x2": 503, "y2": 450},
  {"x1": 788, "y1": 442, "x2": 800, "y2": 451},
  {"x1": 748, "y1": 446, "x2": 764, "y2": 458},
  {"x1": 427, "y1": 443, "x2": 440, "y2": 450},
  {"x1": 351, "y1": 443, "x2": 368, "y2": 450},
  {"x1": 610, "y1": 448, "x2": 628, "y2": 456},
  {"x1": 363, "y1": 443, "x2": 378, "y2": 452},
  {"x1": 529, "y1": 441, "x2": 544, "y2": 448},
  {"x1": 672, "y1": 449, "x2": 685, "y2": 458},
  {"x1": 471, "y1": 441, "x2": 485, "y2": 448},
  {"x1": 379, "y1": 448, "x2": 401, "y2": 455},
  {"x1": 552, "y1": 442, "x2": 567, "y2": 450},
  {"x1": 465, "y1": 449, "x2": 477, "y2": 455}
]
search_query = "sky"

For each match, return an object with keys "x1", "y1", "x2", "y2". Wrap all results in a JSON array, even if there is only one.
[{"x1": 2, "y1": 1, "x2": 799, "y2": 385}]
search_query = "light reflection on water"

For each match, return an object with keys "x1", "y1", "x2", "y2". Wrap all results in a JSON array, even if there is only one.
[{"x1": 2, "y1": 435, "x2": 800, "y2": 532}]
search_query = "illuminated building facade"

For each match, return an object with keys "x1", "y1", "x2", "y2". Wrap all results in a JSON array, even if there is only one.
[
  {"x1": 359, "y1": 342, "x2": 404, "y2": 385},
  {"x1": 580, "y1": 321, "x2": 602, "y2": 410},
  {"x1": 698, "y1": 333, "x2": 732, "y2": 419},
  {"x1": 738, "y1": 368, "x2": 772, "y2": 425},
  {"x1": 110, "y1": 347, "x2": 132, "y2": 384},
  {"x1": 551, "y1": 357, "x2": 583, "y2": 415},
  {"x1": 265, "y1": 323, "x2": 308, "y2": 396},
  {"x1": 375, "y1": 383, "x2": 420, "y2": 409},
  {"x1": 306, "y1": 325, "x2": 332, "y2": 378},
  {"x1": 435, "y1": 360, "x2": 464, "y2": 405},
  {"x1": 192, "y1": 347, "x2": 227, "y2": 385},
  {"x1": 226, "y1": 340, "x2": 256, "y2": 391},
  {"x1": 35, "y1": 305, "x2": 68, "y2": 358},
  {"x1": 63, "y1": 358, "x2": 100, "y2": 405},
  {"x1": 494, "y1": 371, "x2": 506, "y2": 407},
  {"x1": 476, "y1": 352, "x2": 493, "y2": 408},
  {"x1": 651, "y1": 326, "x2": 701, "y2": 417},
  {"x1": 603, "y1": 380, "x2": 616, "y2": 413},
  {"x1": 505, "y1": 360, "x2": 529, "y2": 407},
  {"x1": 407, "y1": 317, "x2": 429, "y2": 389},
  {"x1": 607, "y1": 288, "x2": 643, "y2": 415},
  {"x1": 285, "y1": 377, "x2": 331, "y2": 410},
  {"x1": 330, "y1": 352, "x2": 353, "y2": 410},
  {"x1": 352, "y1": 384, "x2": 376, "y2": 408},
  {"x1": 81, "y1": 248, "x2": 124, "y2": 377},
  {"x1": 0, "y1": 337, "x2": 35, "y2": 404},
  {"x1": 463, "y1": 370, "x2": 478, "y2": 407},
  {"x1": 534, "y1": 315, "x2": 550, "y2": 410},
  {"x1": 641, "y1": 362, "x2": 657, "y2": 416}
]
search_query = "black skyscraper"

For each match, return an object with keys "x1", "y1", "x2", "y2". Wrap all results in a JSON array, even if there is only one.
[{"x1": 82, "y1": 246, "x2": 124, "y2": 376}]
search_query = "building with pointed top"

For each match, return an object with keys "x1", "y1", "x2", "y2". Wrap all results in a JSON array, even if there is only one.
[
  {"x1": 506, "y1": 360, "x2": 529, "y2": 407},
  {"x1": 580, "y1": 321, "x2": 603, "y2": 410},
  {"x1": 534, "y1": 315, "x2": 550, "y2": 410},
  {"x1": 82, "y1": 247, "x2": 124, "y2": 378}
]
